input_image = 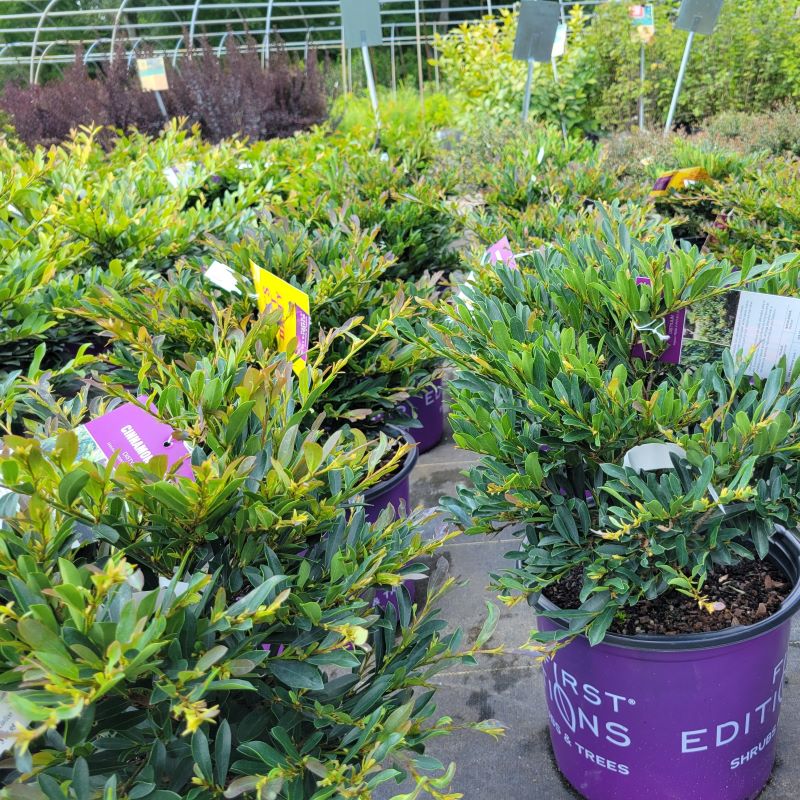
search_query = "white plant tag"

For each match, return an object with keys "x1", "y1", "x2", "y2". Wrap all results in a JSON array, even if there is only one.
[
  {"x1": 622, "y1": 443, "x2": 725, "y2": 513},
  {"x1": 204, "y1": 261, "x2": 241, "y2": 294},
  {"x1": 0, "y1": 692, "x2": 30, "y2": 755},
  {"x1": 623, "y1": 442, "x2": 687, "y2": 472},
  {"x1": 158, "y1": 576, "x2": 190, "y2": 596},
  {"x1": 131, "y1": 576, "x2": 191, "y2": 606},
  {"x1": 163, "y1": 162, "x2": 195, "y2": 188}
]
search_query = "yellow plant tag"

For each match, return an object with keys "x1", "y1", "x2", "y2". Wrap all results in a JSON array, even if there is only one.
[
  {"x1": 250, "y1": 261, "x2": 311, "y2": 375},
  {"x1": 650, "y1": 167, "x2": 711, "y2": 197}
]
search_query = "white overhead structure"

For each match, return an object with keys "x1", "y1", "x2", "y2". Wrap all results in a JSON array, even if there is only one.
[{"x1": 0, "y1": 0, "x2": 616, "y2": 83}]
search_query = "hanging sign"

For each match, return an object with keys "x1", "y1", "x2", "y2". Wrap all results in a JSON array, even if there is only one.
[
  {"x1": 513, "y1": 0, "x2": 562, "y2": 62},
  {"x1": 629, "y1": 4, "x2": 655, "y2": 43},
  {"x1": 136, "y1": 57, "x2": 169, "y2": 92},
  {"x1": 630, "y1": 277, "x2": 686, "y2": 364},
  {"x1": 675, "y1": 0, "x2": 724, "y2": 34},
  {"x1": 340, "y1": 0, "x2": 383, "y2": 48},
  {"x1": 204, "y1": 260, "x2": 242, "y2": 294},
  {"x1": 250, "y1": 262, "x2": 311, "y2": 375},
  {"x1": 80, "y1": 401, "x2": 194, "y2": 479},
  {"x1": 726, "y1": 292, "x2": 800, "y2": 378}
]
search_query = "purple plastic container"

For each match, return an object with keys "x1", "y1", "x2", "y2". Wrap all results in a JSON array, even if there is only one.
[
  {"x1": 535, "y1": 529, "x2": 800, "y2": 800},
  {"x1": 363, "y1": 426, "x2": 419, "y2": 524},
  {"x1": 363, "y1": 426, "x2": 420, "y2": 611},
  {"x1": 397, "y1": 379, "x2": 445, "y2": 454}
]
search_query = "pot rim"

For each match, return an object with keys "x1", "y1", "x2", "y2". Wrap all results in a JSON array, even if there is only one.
[
  {"x1": 362, "y1": 424, "x2": 419, "y2": 500},
  {"x1": 532, "y1": 526, "x2": 800, "y2": 652}
]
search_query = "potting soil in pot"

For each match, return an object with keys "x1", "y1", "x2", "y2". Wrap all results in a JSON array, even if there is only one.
[
  {"x1": 545, "y1": 558, "x2": 791, "y2": 636},
  {"x1": 536, "y1": 535, "x2": 800, "y2": 800}
]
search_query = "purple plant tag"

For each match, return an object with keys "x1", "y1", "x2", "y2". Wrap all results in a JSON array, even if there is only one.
[
  {"x1": 486, "y1": 237, "x2": 518, "y2": 270},
  {"x1": 294, "y1": 305, "x2": 311, "y2": 365},
  {"x1": 652, "y1": 173, "x2": 673, "y2": 192},
  {"x1": 630, "y1": 277, "x2": 686, "y2": 364},
  {"x1": 83, "y1": 400, "x2": 194, "y2": 479}
]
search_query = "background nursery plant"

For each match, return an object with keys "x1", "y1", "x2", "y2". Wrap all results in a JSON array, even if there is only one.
[{"x1": 0, "y1": 324, "x2": 501, "y2": 800}]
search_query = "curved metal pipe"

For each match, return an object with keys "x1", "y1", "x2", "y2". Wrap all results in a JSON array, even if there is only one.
[
  {"x1": 172, "y1": 34, "x2": 184, "y2": 66},
  {"x1": 109, "y1": 0, "x2": 132, "y2": 63},
  {"x1": 216, "y1": 30, "x2": 238, "y2": 56},
  {"x1": 188, "y1": 0, "x2": 203, "y2": 48},
  {"x1": 126, "y1": 37, "x2": 142, "y2": 68},
  {"x1": 83, "y1": 36, "x2": 110, "y2": 64},
  {"x1": 34, "y1": 39, "x2": 61, "y2": 83},
  {"x1": 261, "y1": 0, "x2": 275, "y2": 66},
  {"x1": 30, "y1": 0, "x2": 60, "y2": 83}
]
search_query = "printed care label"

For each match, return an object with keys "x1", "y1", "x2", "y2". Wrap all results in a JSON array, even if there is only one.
[
  {"x1": 136, "y1": 57, "x2": 169, "y2": 92},
  {"x1": 79, "y1": 400, "x2": 194, "y2": 479},
  {"x1": 728, "y1": 292, "x2": 800, "y2": 377},
  {"x1": 650, "y1": 166, "x2": 711, "y2": 197},
  {"x1": 0, "y1": 693, "x2": 29, "y2": 755},
  {"x1": 630, "y1": 277, "x2": 686, "y2": 364},
  {"x1": 485, "y1": 237, "x2": 518, "y2": 270},
  {"x1": 250, "y1": 261, "x2": 311, "y2": 375}
]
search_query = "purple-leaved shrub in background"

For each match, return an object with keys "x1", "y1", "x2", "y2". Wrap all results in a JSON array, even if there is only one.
[{"x1": 1, "y1": 36, "x2": 326, "y2": 147}]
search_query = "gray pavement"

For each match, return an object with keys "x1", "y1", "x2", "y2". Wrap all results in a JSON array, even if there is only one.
[{"x1": 387, "y1": 428, "x2": 800, "y2": 799}]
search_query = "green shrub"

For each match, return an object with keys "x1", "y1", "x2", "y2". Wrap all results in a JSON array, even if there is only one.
[
  {"x1": 434, "y1": 1, "x2": 800, "y2": 131},
  {"x1": 0, "y1": 321, "x2": 499, "y2": 797},
  {"x1": 432, "y1": 7, "x2": 598, "y2": 132},
  {"x1": 580, "y1": 0, "x2": 800, "y2": 129},
  {"x1": 405, "y1": 218, "x2": 800, "y2": 645}
]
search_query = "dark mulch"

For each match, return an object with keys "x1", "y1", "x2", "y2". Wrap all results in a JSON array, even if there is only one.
[{"x1": 544, "y1": 558, "x2": 792, "y2": 636}]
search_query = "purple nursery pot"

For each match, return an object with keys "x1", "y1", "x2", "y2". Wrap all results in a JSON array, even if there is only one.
[
  {"x1": 397, "y1": 379, "x2": 445, "y2": 454},
  {"x1": 362, "y1": 425, "x2": 419, "y2": 524},
  {"x1": 534, "y1": 528, "x2": 800, "y2": 800},
  {"x1": 363, "y1": 426, "x2": 420, "y2": 611}
]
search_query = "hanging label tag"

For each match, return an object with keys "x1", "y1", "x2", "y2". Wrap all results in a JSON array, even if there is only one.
[
  {"x1": 551, "y1": 23, "x2": 567, "y2": 58},
  {"x1": 204, "y1": 260, "x2": 241, "y2": 294},
  {"x1": 622, "y1": 442, "x2": 726, "y2": 512},
  {"x1": 81, "y1": 400, "x2": 194, "y2": 479},
  {"x1": 0, "y1": 693, "x2": 30, "y2": 755},
  {"x1": 729, "y1": 292, "x2": 800, "y2": 378},
  {"x1": 650, "y1": 166, "x2": 711, "y2": 196},
  {"x1": 623, "y1": 442, "x2": 687, "y2": 472},
  {"x1": 485, "y1": 237, "x2": 518, "y2": 270},
  {"x1": 250, "y1": 261, "x2": 311, "y2": 375},
  {"x1": 630, "y1": 277, "x2": 686, "y2": 364}
]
